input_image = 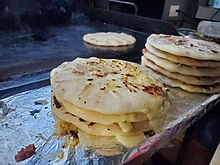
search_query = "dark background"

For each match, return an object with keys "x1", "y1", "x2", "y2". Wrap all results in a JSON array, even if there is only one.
[{"x1": 0, "y1": 0, "x2": 90, "y2": 31}]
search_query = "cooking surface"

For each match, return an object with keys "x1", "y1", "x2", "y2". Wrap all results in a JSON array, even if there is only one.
[
  {"x1": 0, "y1": 22, "x2": 148, "y2": 81},
  {"x1": 0, "y1": 9, "x2": 178, "y2": 98}
]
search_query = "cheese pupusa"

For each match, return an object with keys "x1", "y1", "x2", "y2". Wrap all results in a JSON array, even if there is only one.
[
  {"x1": 50, "y1": 57, "x2": 168, "y2": 147},
  {"x1": 52, "y1": 97, "x2": 164, "y2": 137},
  {"x1": 51, "y1": 57, "x2": 166, "y2": 114}
]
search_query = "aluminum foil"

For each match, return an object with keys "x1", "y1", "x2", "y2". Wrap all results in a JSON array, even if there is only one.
[{"x1": 0, "y1": 86, "x2": 219, "y2": 164}]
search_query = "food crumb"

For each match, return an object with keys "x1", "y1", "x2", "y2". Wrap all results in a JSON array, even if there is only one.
[
  {"x1": 34, "y1": 100, "x2": 48, "y2": 105},
  {"x1": 57, "y1": 151, "x2": 64, "y2": 159},
  {"x1": 15, "y1": 144, "x2": 36, "y2": 162}
]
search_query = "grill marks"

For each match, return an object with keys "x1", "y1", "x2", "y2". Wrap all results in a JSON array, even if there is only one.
[
  {"x1": 87, "y1": 78, "x2": 93, "y2": 81},
  {"x1": 70, "y1": 130, "x2": 78, "y2": 138},
  {"x1": 88, "y1": 122, "x2": 95, "y2": 126},
  {"x1": 210, "y1": 49, "x2": 218, "y2": 53},
  {"x1": 143, "y1": 86, "x2": 163, "y2": 96},
  {"x1": 74, "y1": 59, "x2": 164, "y2": 96},
  {"x1": 100, "y1": 87, "x2": 106, "y2": 90},
  {"x1": 151, "y1": 34, "x2": 220, "y2": 60},
  {"x1": 174, "y1": 39, "x2": 187, "y2": 46},
  {"x1": 79, "y1": 118, "x2": 85, "y2": 122},
  {"x1": 121, "y1": 76, "x2": 163, "y2": 95},
  {"x1": 53, "y1": 96, "x2": 61, "y2": 108}
]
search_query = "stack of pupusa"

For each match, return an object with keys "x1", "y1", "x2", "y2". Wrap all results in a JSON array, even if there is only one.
[
  {"x1": 50, "y1": 57, "x2": 168, "y2": 148},
  {"x1": 141, "y1": 34, "x2": 220, "y2": 93}
]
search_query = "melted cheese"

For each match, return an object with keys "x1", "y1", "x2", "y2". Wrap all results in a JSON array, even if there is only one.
[
  {"x1": 115, "y1": 133, "x2": 146, "y2": 148},
  {"x1": 60, "y1": 97, "x2": 166, "y2": 133},
  {"x1": 53, "y1": 94, "x2": 167, "y2": 135},
  {"x1": 78, "y1": 130, "x2": 122, "y2": 156},
  {"x1": 52, "y1": 100, "x2": 163, "y2": 136},
  {"x1": 118, "y1": 122, "x2": 133, "y2": 133},
  {"x1": 60, "y1": 97, "x2": 148, "y2": 125}
]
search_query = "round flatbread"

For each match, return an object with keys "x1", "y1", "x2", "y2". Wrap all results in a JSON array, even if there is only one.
[
  {"x1": 143, "y1": 51, "x2": 220, "y2": 77},
  {"x1": 50, "y1": 57, "x2": 166, "y2": 114},
  {"x1": 51, "y1": 57, "x2": 169, "y2": 138},
  {"x1": 141, "y1": 56, "x2": 220, "y2": 85},
  {"x1": 145, "y1": 43, "x2": 220, "y2": 67},
  {"x1": 83, "y1": 32, "x2": 136, "y2": 47},
  {"x1": 52, "y1": 96, "x2": 163, "y2": 136},
  {"x1": 147, "y1": 34, "x2": 220, "y2": 61},
  {"x1": 142, "y1": 67, "x2": 220, "y2": 94},
  {"x1": 57, "y1": 96, "x2": 149, "y2": 125}
]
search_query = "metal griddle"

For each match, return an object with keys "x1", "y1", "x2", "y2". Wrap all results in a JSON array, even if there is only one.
[{"x1": 0, "y1": 8, "x2": 178, "y2": 98}]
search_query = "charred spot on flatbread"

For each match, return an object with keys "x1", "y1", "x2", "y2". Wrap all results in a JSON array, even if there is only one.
[{"x1": 53, "y1": 96, "x2": 61, "y2": 108}]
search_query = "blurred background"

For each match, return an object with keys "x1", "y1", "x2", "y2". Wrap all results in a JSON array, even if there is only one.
[{"x1": 0, "y1": 0, "x2": 219, "y2": 31}]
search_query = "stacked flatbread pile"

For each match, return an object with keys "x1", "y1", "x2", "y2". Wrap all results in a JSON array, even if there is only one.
[
  {"x1": 141, "y1": 34, "x2": 220, "y2": 93},
  {"x1": 50, "y1": 57, "x2": 168, "y2": 147}
]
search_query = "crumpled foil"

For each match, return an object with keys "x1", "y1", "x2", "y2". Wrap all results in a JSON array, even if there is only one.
[{"x1": 0, "y1": 86, "x2": 219, "y2": 164}]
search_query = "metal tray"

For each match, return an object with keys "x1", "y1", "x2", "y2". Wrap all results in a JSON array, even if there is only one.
[{"x1": 1, "y1": 85, "x2": 219, "y2": 164}]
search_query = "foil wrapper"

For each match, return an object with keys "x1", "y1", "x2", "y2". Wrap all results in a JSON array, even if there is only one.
[{"x1": 0, "y1": 86, "x2": 219, "y2": 164}]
